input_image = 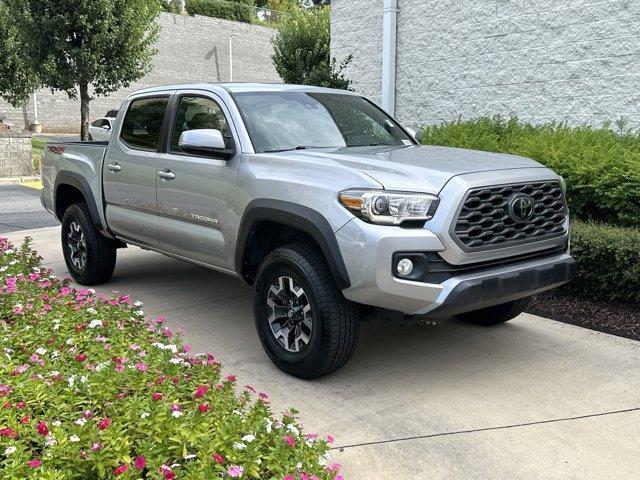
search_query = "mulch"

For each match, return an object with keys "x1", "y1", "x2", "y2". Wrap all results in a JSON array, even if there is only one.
[{"x1": 527, "y1": 291, "x2": 640, "y2": 341}]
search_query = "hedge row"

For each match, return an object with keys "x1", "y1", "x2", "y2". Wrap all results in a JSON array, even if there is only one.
[
  {"x1": 0, "y1": 237, "x2": 342, "y2": 479},
  {"x1": 563, "y1": 221, "x2": 640, "y2": 305},
  {"x1": 420, "y1": 116, "x2": 640, "y2": 228},
  {"x1": 185, "y1": 0, "x2": 254, "y2": 23}
]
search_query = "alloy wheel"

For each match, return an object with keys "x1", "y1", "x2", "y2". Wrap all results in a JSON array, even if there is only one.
[
  {"x1": 67, "y1": 221, "x2": 87, "y2": 270},
  {"x1": 266, "y1": 275, "x2": 313, "y2": 353}
]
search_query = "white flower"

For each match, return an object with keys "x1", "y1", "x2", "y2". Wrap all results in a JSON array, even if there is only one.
[
  {"x1": 69, "y1": 435, "x2": 80, "y2": 443},
  {"x1": 169, "y1": 358, "x2": 181, "y2": 364},
  {"x1": 88, "y1": 289, "x2": 95, "y2": 294},
  {"x1": 80, "y1": 376, "x2": 88, "y2": 384},
  {"x1": 183, "y1": 454, "x2": 196, "y2": 460},
  {"x1": 95, "y1": 362, "x2": 108, "y2": 372},
  {"x1": 86, "y1": 307, "x2": 97, "y2": 314},
  {"x1": 35, "y1": 347, "x2": 47, "y2": 355},
  {"x1": 133, "y1": 309, "x2": 144, "y2": 316},
  {"x1": 318, "y1": 452, "x2": 331, "y2": 467},
  {"x1": 9, "y1": 260, "x2": 18, "y2": 265},
  {"x1": 45, "y1": 435, "x2": 57, "y2": 447},
  {"x1": 287, "y1": 424, "x2": 300, "y2": 436},
  {"x1": 171, "y1": 411, "x2": 183, "y2": 418},
  {"x1": 241, "y1": 434, "x2": 255, "y2": 443},
  {"x1": 4, "y1": 249, "x2": 14, "y2": 255},
  {"x1": 88, "y1": 319, "x2": 103, "y2": 329},
  {"x1": 296, "y1": 462, "x2": 302, "y2": 469},
  {"x1": 75, "y1": 418, "x2": 87, "y2": 426},
  {"x1": 264, "y1": 418, "x2": 273, "y2": 433},
  {"x1": 0, "y1": 266, "x2": 7, "y2": 272},
  {"x1": 133, "y1": 300, "x2": 143, "y2": 307},
  {"x1": 68, "y1": 375, "x2": 75, "y2": 387},
  {"x1": 65, "y1": 338, "x2": 75, "y2": 345},
  {"x1": 233, "y1": 442, "x2": 246, "y2": 450},
  {"x1": 51, "y1": 351, "x2": 60, "y2": 359},
  {"x1": 140, "y1": 412, "x2": 150, "y2": 419},
  {"x1": 50, "y1": 371, "x2": 60, "y2": 377},
  {"x1": 4, "y1": 446, "x2": 16, "y2": 455},
  {"x1": 52, "y1": 420, "x2": 62, "y2": 427}
]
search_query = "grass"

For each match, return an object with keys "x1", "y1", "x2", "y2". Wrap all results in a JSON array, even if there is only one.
[{"x1": 31, "y1": 136, "x2": 46, "y2": 173}]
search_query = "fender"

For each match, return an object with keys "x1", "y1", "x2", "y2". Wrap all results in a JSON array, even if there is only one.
[
  {"x1": 54, "y1": 171, "x2": 104, "y2": 230},
  {"x1": 236, "y1": 199, "x2": 351, "y2": 289}
]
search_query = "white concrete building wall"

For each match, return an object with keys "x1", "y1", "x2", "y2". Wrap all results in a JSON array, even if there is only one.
[{"x1": 331, "y1": 0, "x2": 640, "y2": 128}]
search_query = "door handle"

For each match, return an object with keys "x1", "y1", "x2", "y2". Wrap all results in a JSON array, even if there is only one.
[
  {"x1": 157, "y1": 170, "x2": 176, "y2": 181},
  {"x1": 107, "y1": 162, "x2": 122, "y2": 172}
]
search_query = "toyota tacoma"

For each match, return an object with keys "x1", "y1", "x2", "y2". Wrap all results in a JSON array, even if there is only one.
[{"x1": 41, "y1": 83, "x2": 575, "y2": 378}]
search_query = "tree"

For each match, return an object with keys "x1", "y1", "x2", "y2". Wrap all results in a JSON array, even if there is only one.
[
  {"x1": 162, "y1": 0, "x2": 184, "y2": 13},
  {"x1": 0, "y1": 0, "x2": 162, "y2": 140},
  {"x1": 272, "y1": 6, "x2": 351, "y2": 89}
]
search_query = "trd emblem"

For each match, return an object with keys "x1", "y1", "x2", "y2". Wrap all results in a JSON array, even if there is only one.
[{"x1": 509, "y1": 194, "x2": 535, "y2": 222}]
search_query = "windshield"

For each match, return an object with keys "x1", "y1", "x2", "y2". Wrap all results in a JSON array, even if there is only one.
[{"x1": 233, "y1": 92, "x2": 414, "y2": 153}]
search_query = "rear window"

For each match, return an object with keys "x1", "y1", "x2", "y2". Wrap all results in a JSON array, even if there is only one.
[{"x1": 120, "y1": 97, "x2": 169, "y2": 151}]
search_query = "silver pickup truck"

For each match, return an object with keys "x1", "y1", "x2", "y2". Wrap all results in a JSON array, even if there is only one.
[{"x1": 41, "y1": 83, "x2": 575, "y2": 378}]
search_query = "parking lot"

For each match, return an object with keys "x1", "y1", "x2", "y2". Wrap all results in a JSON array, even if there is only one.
[{"x1": 4, "y1": 221, "x2": 640, "y2": 479}]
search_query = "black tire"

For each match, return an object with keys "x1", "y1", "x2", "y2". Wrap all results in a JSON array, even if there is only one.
[
  {"x1": 253, "y1": 244, "x2": 360, "y2": 379},
  {"x1": 456, "y1": 296, "x2": 531, "y2": 326},
  {"x1": 61, "y1": 202, "x2": 117, "y2": 285}
]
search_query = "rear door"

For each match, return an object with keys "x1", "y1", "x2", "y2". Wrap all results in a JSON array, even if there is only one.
[
  {"x1": 103, "y1": 94, "x2": 170, "y2": 247},
  {"x1": 155, "y1": 91, "x2": 240, "y2": 270}
]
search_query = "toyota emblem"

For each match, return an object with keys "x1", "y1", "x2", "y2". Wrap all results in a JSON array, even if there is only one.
[{"x1": 509, "y1": 194, "x2": 535, "y2": 222}]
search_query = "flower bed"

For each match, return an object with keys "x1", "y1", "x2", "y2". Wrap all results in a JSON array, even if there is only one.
[{"x1": 0, "y1": 237, "x2": 342, "y2": 479}]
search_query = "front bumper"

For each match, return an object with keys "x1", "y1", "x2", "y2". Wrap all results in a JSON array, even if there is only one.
[{"x1": 335, "y1": 218, "x2": 574, "y2": 316}]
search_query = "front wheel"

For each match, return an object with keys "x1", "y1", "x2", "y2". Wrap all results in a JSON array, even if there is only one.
[
  {"x1": 253, "y1": 244, "x2": 360, "y2": 379},
  {"x1": 456, "y1": 296, "x2": 531, "y2": 326},
  {"x1": 61, "y1": 203, "x2": 117, "y2": 285}
]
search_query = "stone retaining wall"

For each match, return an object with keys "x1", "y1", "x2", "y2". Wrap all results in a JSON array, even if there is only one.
[{"x1": 0, "y1": 133, "x2": 33, "y2": 177}]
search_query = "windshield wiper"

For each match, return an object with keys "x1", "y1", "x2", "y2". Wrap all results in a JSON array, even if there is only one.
[{"x1": 262, "y1": 145, "x2": 327, "y2": 153}]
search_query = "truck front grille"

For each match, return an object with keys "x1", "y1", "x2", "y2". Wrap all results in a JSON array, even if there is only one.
[{"x1": 453, "y1": 181, "x2": 567, "y2": 249}]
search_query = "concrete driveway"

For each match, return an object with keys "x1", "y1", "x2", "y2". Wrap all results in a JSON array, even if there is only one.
[{"x1": 5, "y1": 226, "x2": 640, "y2": 479}]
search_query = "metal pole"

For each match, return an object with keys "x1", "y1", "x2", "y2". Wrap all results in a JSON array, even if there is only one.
[
  {"x1": 381, "y1": 0, "x2": 398, "y2": 116},
  {"x1": 33, "y1": 92, "x2": 39, "y2": 124},
  {"x1": 229, "y1": 36, "x2": 233, "y2": 82}
]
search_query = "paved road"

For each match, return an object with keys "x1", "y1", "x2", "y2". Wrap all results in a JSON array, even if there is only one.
[
  {"x1": 0, "y1": 184, "x2": 59, "y2": 233},
  {"x1": 5, "y1": 226, "x2": 640, "y2": 479}
]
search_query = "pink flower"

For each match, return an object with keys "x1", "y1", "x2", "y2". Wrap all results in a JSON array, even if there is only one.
[
  {"x1": 0, "y1": 384, "x2": 12, "y2": 397},
  {"x1": 114, "y1": 464, "x2": 128, "y2": 475},
  {"x1": 212, "y1": 453, "x2": 225, "y2": 464},
  {"x1": 228, "y1": 465, "x2": 244, "y2": 478},
  {"x1": 114, "y1": 364, "x2": 124, "y2": 373},
  {"x1": 135, "y1": 363, "x2": 148, "y2": 372},
  {"x1": 20, "y1": 415, "x2": 30, "y2": 424},
  {"x1": 182, "y1": 344, "x2": 191, "y2": 353},
  {"x1": 75, "y1": 353, "x2": 87, "y2": 362},
  {"x1": 134, "y1": 455, "x2": 147, "y2": 469},
  {"x1": 37, "y1": 421, "x2": 48, "y2": 436},
  {"x1": 325, "y1": 435, "x2": 334, "y2": 444},
  {"x1": 283, "y1": 435, "x2": 296, "y2": 448},
  {"x1": 98, "y1": 417, "x2": 111, "y2": 430},
  {"x1": 284, "y1": 476, "x2": 295, "y2": 480},
  {"x1": 28, "y1": 459, "x2": 42, "y2": 468},
  {"x1": 0, "y1": 427, "x2": 18, "y2": 438},
  {"x1": 91, "y1": 443, "x2": 102, "y2": 452},
  {"x1": 152, "y1": 392, "x2": 163, "y2": 401},
  {"x1": 159, "y1": 465, "x2": 176, "y2": 479},
  {"x1": 258, "y1": 392, "x2": 269, "y2": 402},
  {"x1": 194, "y1": 385, "x2": 208, "y2": 399},
  {"x1": 198, "y1": 403, "x2": 209, "y2": 413},
  {"x1": 224, "y1": 374, "x2": 236, "y2": 383},
  {"x1": 170, "y1": 404, "x2": 180, "y2": 412}
]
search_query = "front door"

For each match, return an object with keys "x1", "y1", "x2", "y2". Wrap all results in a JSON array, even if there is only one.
[
  {"x1": 103, "y1": 95, "x2": 170, "y2": 248},
  {"x1": 156, "y1": 93, "x2": 240, "y2": 270}
]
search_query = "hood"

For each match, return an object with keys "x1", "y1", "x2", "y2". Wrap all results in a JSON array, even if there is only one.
[{"x1": 277, "y1": 145, "x2": 546, "y2": 193}]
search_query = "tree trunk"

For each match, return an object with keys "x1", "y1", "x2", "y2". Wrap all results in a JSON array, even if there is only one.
[{"x1": 79, "y1": 82, "x2": 90, "y2": 141}]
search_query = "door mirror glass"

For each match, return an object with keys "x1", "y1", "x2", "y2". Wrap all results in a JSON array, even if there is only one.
[
  {"x1": 102, "y1": 124, "x2": 111, "y2": 130},
  {"x1": 178, "y1": 129, "x2": 233, "y2": 158}
]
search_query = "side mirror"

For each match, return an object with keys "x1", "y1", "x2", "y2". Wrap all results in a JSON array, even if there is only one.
[
  {"x1": 178, "y1": 129, "x2": 235, "y2": 159},
  {"x1": 406, "y1": 127, "x2": 422, "y2": 144},
  {"x1": 102, "y1": 124, "x2": 111, "y2": 131}
]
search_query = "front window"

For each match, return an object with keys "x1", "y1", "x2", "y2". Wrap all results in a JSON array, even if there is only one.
[
  {"x1": 233, "y1": 92, "x2": 414, "y2": 153},
  {"x1": 171, "y1": 96, "x2": 233, "y2": 152}
]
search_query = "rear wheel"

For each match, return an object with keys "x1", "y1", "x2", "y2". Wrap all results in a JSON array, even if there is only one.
[
  {"x1": 456, "y1": 297, "x2": 530, "y2": 326},
  {"x1": 61, "y1": 203, "x2": 116, "y2": 285},
  {"x1": 253, "y1": 244, "x2": 359, "y2": 379}
]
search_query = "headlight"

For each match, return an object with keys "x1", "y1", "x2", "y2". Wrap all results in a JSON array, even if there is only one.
[
  {"x1": 338, "y1": 189, "x2": 439, "y2": 225},
  {"x1": 558, "y1": 176, "x2": 567, "y2": 195}
]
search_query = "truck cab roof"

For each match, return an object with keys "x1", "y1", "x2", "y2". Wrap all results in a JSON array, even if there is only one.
[{"x1": 128, "y1": 82, "x2": 359, "y2": 97}]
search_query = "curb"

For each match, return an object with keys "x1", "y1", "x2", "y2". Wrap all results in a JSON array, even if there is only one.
[{"x1": 0, "y1": 176, "x2": 41, "y2": 185}]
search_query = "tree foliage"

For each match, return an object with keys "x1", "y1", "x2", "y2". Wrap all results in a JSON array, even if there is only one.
[
  {"x1": 0, "y1": 0, "x2": 162, "y2": 139},
  {"x1": 272, "y1": 6, "x2": 351, "y2": 89}
]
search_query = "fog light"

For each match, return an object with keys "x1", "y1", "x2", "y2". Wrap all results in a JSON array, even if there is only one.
[{"x1": 396, "y1": 258, "x2": 414, "y2": 276}]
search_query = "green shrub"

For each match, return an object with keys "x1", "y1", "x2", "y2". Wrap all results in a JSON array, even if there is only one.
[
  {"x1": 0, "y1": 237, "x2": 342, "y2": 479},
  {"x1": 185, "y1": 0, "x2": 254, "y2": 23},
  {"x1": 563, "y1": 221, "x2": 640, "y2": 305},
  {"x1": 420, "y1": 116, "x2": 640, "y2": 228},
  {"x1": 272, "y1": 6, "x2": 352, "y2": 89}
]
